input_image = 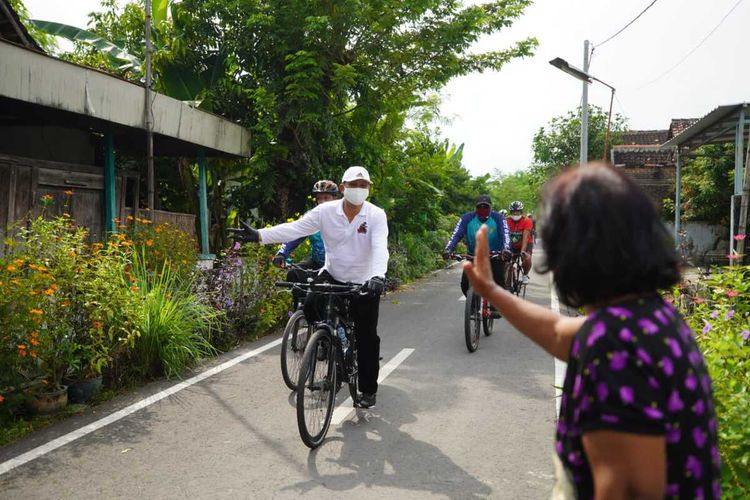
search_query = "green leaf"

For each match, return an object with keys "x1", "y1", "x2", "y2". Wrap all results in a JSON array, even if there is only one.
[
  {"x1": 31, "y1": 20, "x2": 142, "y2": 72},
  {"x1": 152, "y1": 0, "x2": 169, "y2": 26}
]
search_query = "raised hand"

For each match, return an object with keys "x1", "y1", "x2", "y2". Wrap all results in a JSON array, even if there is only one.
[{"x1": 228, "y1": 220, "x2": 260, "y2": 243}]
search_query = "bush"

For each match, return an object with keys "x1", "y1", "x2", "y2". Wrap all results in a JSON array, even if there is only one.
[
  {"x1": 196, "y1": 243, "x2": 287, "y2": 350},
  {"x1": 127, "y1": 252, "x2": 219, "y2": 379},
  {"x1": 672, "y1": 266, "x2": 750, "y2": 497},
  {"x1": 387, "y1": 213, "x2": 455, "y2": 285},
  {"x1": 122, "y1": 216, "x2": 198, "y2": 280}
]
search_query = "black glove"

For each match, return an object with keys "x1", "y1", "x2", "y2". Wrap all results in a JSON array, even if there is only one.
[
  {"x1": 228, "y1": 220, "x2": 260, "y2": 243},
  {"x1": 442, "y1": 251, "x2": 452, "y2": 260},
  {"x1": 272, "y1": 254, "x2": 286, "y2": 268},
  {"x1": 501, "y1": 249, "x2": 512, "y2": 261},
  {"x1": 365, "y1": 276, "x2": 385, "y2": 297}
]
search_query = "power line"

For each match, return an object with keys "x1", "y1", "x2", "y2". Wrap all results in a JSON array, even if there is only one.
[
  {"x1": 595, "y1": 0, "x2": 660, "y2": 48},
  {"x1": 642, "y1": 0, "x2": 745, "y2": 87}
]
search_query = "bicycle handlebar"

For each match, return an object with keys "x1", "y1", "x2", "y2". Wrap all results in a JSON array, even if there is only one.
[
  {"x1": 275, "y1": 281, "x2": 365, "y2": 295},
  {"x1": 450, "y1": 251, "x2": 506, "y2": 262}
]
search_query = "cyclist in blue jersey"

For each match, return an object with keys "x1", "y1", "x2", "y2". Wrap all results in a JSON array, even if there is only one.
[
  {"x1": 273, "y1": 180, "x2": 339, "y2": 306},
  {"x1": 442, "y1": 195, "x2": 511, "y2": 296}
]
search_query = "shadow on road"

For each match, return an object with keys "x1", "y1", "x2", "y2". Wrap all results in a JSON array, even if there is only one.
[{"x1": 288, "y1": 386, "x2": 493, "y2": 499}]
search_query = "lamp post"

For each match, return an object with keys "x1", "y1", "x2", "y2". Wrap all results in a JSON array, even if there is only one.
[{"x1": 549, "y1": 43, "x2": 616, "y2": 165}]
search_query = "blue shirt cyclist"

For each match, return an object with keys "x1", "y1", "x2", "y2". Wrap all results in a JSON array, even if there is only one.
[{"x1": 443, "y1": 194, "x2": 510, "y2": 296}]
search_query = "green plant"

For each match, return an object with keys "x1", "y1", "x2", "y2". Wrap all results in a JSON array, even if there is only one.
[
  {"x1": 129, "y1": 251, "x2": 218, "y2": 379},
  {"x1": 673, "y1": 266, "x2": 750, "y2": 497},
  {"x1": 123, "y1": 217, "x2": 198, "y2": 280}
]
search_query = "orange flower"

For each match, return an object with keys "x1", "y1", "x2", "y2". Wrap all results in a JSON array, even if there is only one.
[
  {"x1": 6, "y1": 265, "x2": 17, "y2": 272},
  {"x1": 29, "y1": 308, "x2": 43, "y2": 315},
  {"x1": 155, "y1": 227, "x2": 163, "y2": 234},
  {"x1": 92, "y1": 320, "x2": 104, "y2": 329},
  {"x1": 61, "y1": 300, "x2": 71, "y2": 307},
  {"x1": 145, "y1": 239, "x2": 154, "y2": 247},
  {"x1": 165, "y1": 293, "x2": 172, "y2": 299},
  {"x1": 116, "y1": 233, "x2": 127, "y2": 241},
  {"x1": 127, "y1": 215, "x2": 134, "y2": 221},
  {"x1": 142, "y1": 219, "x2": 153, "y2": 225},
  {"x1": 30, "y1": 351, "x2": 37, "y2": 359},
  {"x1": 92, "y1": 243, "x2": 104, "y2": 251},
  {"x1": 122, "y1": 240, "x2": 133, "y2": 247},
  {"x1": 0, "y1": 394, "x2": 4, "y2": 403},
  {"x1": 30, "y1": 332, "x2": 40, "y2": 346},
  {"x1": 13, "y1": 259, "x2": 24, "y2": 266},
  {"x1": 18, "y1": 344, "x2": 27, "y2": 357},
  {"x1": 64, "y1": 190, "x2": 74, "y2": 196},
  {"x1": 41, "y1": 194, "x2": 54, "y2": 202},
  {"x1": 43, "y1": 287, "x2": 56, "y2": 296},
  {"x1": 131, "y1": 286, "x2": 139, "y2": 293},
  {"x1": 10, "y1": 278, "x2": 20, "y2": 285},
  {"x1": 63, "y1": 213, "x2": 71, "y2": 218}
]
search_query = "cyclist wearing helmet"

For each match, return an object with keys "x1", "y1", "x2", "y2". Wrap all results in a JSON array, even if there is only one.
[
  {"x1": 507, "y1": 201, "x2": 533, "y2": 284},
  {"x1": 273, "y1": 180, "x2": 339, "y2": 304},
  {"x1": 443, "y1": 195, "x2": 511, "y2": 296}
]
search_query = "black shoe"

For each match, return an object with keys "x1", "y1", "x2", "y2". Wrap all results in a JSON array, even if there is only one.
[{"x1": 358, "y1": 393, "x2": 376, "y2": 409}]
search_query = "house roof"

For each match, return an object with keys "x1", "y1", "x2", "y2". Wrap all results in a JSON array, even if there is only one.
[
  {"x1": 668, "y1": 119, "x2": 698, "y2": 139},
  {"x1": 661, "y1": 104, "x2": 749, "y2": 150},
  {"x1": 0, "y1": 0, "x2": 42, "y2": 51},
  {"x1": 621, "y1": 129, "x2": 669, "y2": 146},
  {"x1": 613, "y1": 145, "x2": 674, "y2": 167},
  {"x1": 0, "y1": 40, "x2": 251, "y2": 158}
]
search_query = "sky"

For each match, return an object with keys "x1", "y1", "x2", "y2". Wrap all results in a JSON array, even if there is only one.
[{"x1": 23, "y1": 0, "x2": 750, "y2": 177}]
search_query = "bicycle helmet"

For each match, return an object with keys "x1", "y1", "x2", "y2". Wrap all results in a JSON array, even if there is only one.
[
  {"x1": 499, "y1": 209, "x2": 508, "y2": 217},
  {"x1": 312, "y1": 179, "x2": 339, "y2": 195},
  {"x1": 509, "y1": 200, "x2": 524, "y2": 212}
]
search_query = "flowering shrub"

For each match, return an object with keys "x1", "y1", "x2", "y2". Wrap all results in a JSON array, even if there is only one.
[
  {"x1": 196, "y1": 243, "x2": 287, "y2": 350},
  {"x1": 122, "y1": 216, "x2": 198, "y2": 280},
  {"x1": 673, "y1": 265, "x2": 750, "y2": 497}
]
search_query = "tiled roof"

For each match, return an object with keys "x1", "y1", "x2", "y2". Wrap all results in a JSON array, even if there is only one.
[
  {"x1": 612, "y1": 145, "x2": 674, "y2": 167},
  {"x1": 621, "y1": 130, "x2": 669, "y2": 146},
  {"x1": 668, "y1": 119, "x2": 698, "y2": 139}
]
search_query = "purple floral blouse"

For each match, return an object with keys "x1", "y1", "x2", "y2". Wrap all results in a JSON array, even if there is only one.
[{"x1": 556, "y1": 295, "x2": 720, "y2": 499}]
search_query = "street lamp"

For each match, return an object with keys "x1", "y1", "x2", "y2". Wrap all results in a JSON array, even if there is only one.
[{"x1": 549, "y1": 43, "x2": 617, "y2": 165}]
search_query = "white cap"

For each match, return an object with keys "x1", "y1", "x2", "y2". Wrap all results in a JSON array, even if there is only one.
[{"x1": 341, "y1": 166, "x2": 371, "y2": 183}]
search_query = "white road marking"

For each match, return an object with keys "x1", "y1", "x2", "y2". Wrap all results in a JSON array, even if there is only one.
[
  {"x1": 331, "y1": 348, "x2": 415, "y2": 424},
  {"x1": 0, "y1": 337, "x2": 283, "y2": 476},
  {"x1": 549, "y1": 275, "x2": 567, "y2": 417}
]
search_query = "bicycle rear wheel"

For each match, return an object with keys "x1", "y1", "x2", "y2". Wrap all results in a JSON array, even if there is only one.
[
  {"x1": 482, "y1": 298, "x2": 494, "y2": 336},
  {"x1": 281, "y1": 310, "x2": 309, "y2": 390},
  {"x1": 346, "y1": 344, "x2": 359, "y2": 405},
  {"x1": 296, "y1": 329, "x2": 336, "y2": 449},
  {"x1": 464, "y1": 289, "x2": 481, "y2": 352}
]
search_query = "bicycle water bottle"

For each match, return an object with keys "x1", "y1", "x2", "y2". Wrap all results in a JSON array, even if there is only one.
[{"x1": 337, "y1": 324, "x2": 349, "y2": 352}]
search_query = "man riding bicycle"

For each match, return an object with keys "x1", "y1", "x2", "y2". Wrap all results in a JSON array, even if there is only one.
[
  {"x1": 272, "y1": 180, "x2": 339, "y2": 308},
  {"x1": 442, "y1": 195, "x2": 510, "y2": 296},
  {"x1": 230, "y1": 166, "x2": 388, "y2": 410},
  {"x1": 506, "y1": 201, "x2": 533, "y2": 284}
]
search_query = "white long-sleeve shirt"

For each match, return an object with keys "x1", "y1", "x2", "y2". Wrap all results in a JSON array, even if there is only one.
[{"x1": 259, "y1": 200, "x2": 389, "y2": 284}]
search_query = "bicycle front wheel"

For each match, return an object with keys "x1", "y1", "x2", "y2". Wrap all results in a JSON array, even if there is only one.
[
  {"x1": 296, "y1": 329, "x2": 336, "y2": 449},
  {"x1": 464, "y1": 289, "x2": 481, "y2": 352},
  {"x1": 281, "y1": 310, "x2": 309, "y2": 390}
]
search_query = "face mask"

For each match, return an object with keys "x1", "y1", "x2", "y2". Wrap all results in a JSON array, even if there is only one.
[
  {"x1": 511, "y1": 215, "x2": 522, "y2": 221},
  {"x1": 344, "y1": 187, "x2": 369, "y2": 206},
  {"x1": 475, "y1": 206, "x2": 490, "y2": 219}
]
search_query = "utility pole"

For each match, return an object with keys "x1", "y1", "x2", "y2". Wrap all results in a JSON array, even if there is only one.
[
  {"x1": 145, "y1": 0, "x2": 155, "y2": 213},
  {"x1": 580, "y1": 40, "x2": 590, "y2": 166}
]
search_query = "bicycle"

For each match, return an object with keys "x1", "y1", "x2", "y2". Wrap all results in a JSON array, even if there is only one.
[
  {"x1": 452, "y1": 253, "x2": 504, "y2": 353},
  {"x1": 277, "y1": 263, "x2": 320, "y2": 390},
  {"x1": 505, "y1": 252, "x2": 527, "y2": 299},
  {"x1": 276, "y1": 280, "x2": 365, "y2": 449}
]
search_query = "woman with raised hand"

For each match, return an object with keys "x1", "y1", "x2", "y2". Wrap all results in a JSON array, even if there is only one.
[{"x1": 463, "y1": 163, "x2": 720, "y2": 499}]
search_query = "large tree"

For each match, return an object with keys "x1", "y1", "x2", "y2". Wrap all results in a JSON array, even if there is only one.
[{"x1": 530, "y1": 105, "x2": 627, "y2": 186}]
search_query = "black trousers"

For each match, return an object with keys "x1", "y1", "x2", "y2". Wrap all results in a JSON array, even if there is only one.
[
  {"x1": 460, "y1": 258, "x2": 506, "y2": 296},
  {"x1": 303, "y1": 271, "x2": 381, "y2": 395}
]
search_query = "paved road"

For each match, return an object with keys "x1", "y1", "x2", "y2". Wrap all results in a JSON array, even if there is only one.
[{"x1": 0, "y1": 264, "x2": 558, "y2": 499}]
